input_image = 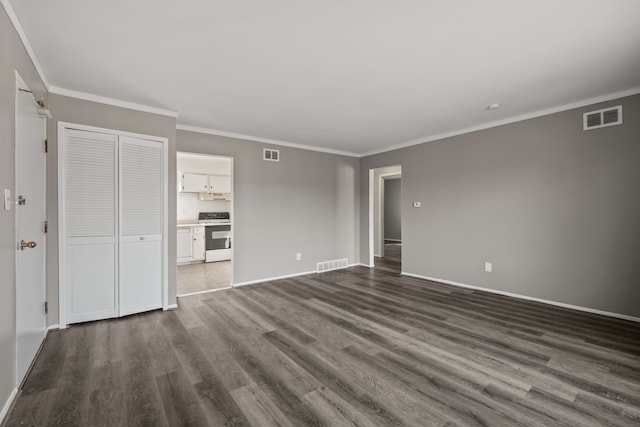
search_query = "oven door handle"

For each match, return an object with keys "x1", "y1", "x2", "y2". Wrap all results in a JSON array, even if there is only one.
[{"x1": 210, "y1": 231, "x2": 230, "y2": 239}]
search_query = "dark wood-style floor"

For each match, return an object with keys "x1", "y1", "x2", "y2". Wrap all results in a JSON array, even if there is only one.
[
  {"x1": 5, "y1": 264, "x2": 640, "y2": 426},
  {"x1": 376, "y1": 242, "x2": 401, "y2": 273}
]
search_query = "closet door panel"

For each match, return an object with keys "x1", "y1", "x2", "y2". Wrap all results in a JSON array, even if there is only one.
[
  {"x1": 66, "y1": 240, "x2": 116, "y2": 324},
  {"x1": 65, "y1": 129, "x2": 117, "y2": 237},
  {"x1": 119, "y1": 136, "x2": 163, "y2": 315},
  {"x1": 119, "y1": 238, "x2": 162, "y2": 316},
  {"x1": 63, "y1": 129, "x2": 117, "y2": 324}
]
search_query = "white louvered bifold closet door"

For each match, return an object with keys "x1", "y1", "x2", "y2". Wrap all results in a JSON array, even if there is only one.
[
  {"x1": 118, "y1": 136, "x2": 163, "y2": 316},
  {"x1": 64, "y1": 129, "x2": 118, "y2": 324}
]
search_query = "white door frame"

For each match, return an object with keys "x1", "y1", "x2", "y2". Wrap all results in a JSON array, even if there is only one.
[
  {"x1": 14, "y1": 70, "x2": 47, "y2": 385},
  {"x1": 368, "y1": 167, "x2": 401, "y2": 267},
  {"x1": 380, "y1": 174, "x2": 401, "y2": 256},
  {"x1": 175, "y1": 151, "x2": 234, "y2": 295},
  {"x1": 57, "y1": 122, "x2": 169, "y2": 329}
]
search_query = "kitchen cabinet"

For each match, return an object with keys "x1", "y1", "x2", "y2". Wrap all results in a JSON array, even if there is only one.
[
  {"x1": 192, "y1": 226, "x2": 205, "y2": 261},
  {"x1": 177, "y1": 225, "x2": 205, "y2": 264},
  {"x1": 177, "y1": 227, "x2": 193, "y2": 264},
  {"x1": 179, "y1": 173, "x2": 209, "y2": 193},
  {"x1": 178, "y1": 172, "x2": 231, "y2": 194},
  {"x1": 208, "y1": 175, "x2": 231, "y2": 193}
]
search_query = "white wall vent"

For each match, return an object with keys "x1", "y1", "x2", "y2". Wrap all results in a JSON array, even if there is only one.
[
  {"x1": 317, "y1": 258, "x2": 349, "y2": 273},
  {"x1": 263, "y1": 148, "x2": 280, "y2": 162},
  {"x1": 583, "y1": 105, "x2": 622, "y2": 131}
]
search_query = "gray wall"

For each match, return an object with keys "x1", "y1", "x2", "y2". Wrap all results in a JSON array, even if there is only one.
[
  {"x1": 177, "y1": 130, "x2": 359, "y2": 284},
  {"x1": 360, "y1": 93, "x2": 640, "y2": 318},
  {"x1": 384, "y1": 178, "x2": 401, "y2": 241},
  {"x1": 0, "y1": 1, "x2": 48, "y2": 412},
  {"x1": 46, "y1": 94, "x2": 177, "y2": 325}
]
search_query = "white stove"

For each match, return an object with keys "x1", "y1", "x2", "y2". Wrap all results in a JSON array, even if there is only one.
[
  {"x1": 198, "y1": 211, "x2": 230, "y2": 225},
  {"x1": 198, "y1": 212, "x2": 231, "y2": 262}
]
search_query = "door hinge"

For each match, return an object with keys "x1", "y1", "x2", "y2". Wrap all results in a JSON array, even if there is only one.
[
  {"x1": 44, "y1": 301, "x2": 48, "y2": 315},
  {"x1": 44, "y1": 220, "x2": 48, "y2": 233},
  {"x1": 44, "y1": 139, "x2": 48, "y2": 153}
]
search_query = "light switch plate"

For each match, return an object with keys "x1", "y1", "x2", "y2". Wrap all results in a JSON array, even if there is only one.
[{"x1": 4, "y1": 189, "x2": 10, "y2": 210}]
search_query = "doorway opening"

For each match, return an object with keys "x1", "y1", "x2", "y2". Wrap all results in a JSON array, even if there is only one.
[
  {"x1": 176, "y1": 152, "x2": 234, "y2": 296},
  {"x1": 369, "y1": 165, "x2": 402, "y2": 273}
]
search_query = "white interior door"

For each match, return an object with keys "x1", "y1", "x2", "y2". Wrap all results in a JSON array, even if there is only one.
[
  {"x1": 59, "y1": 124, "x2": 168, "y2": 327},
  {"x1": 62, "y1": 128, "x2": 117, "y2": 324},
  {"x1": 119, "y1": 136, "x2": 163, "y2": 316},
  {"x1": 15, "y1": 77, "x2": 46, "y2": 385}
]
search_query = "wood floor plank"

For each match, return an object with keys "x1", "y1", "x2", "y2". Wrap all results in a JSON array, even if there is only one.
[
  {"x1": 301, "y1": 386, "x2": 378, "y2": 427},
  {"x1": 230, "y1": 382, "x2": 294, "y2": 427},
  {"x1": 5, "y1": 260, "x2": 640, "y2": 427}
]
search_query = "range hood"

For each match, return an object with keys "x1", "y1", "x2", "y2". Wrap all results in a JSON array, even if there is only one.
[{"x1": 199, "y1": 192, "x2": 231, "y2": 201}]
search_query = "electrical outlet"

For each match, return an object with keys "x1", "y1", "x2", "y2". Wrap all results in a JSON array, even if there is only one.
[
  {"x1": 296, "y1": 253, "x2": 302, "y2": 261},
  {"x1": 484, "y1": 262, "x2": 492, "y2": 273},
  {"x1": 4, "y1": 189, "x2": 10, "y2": 210},
  {"x1": 413, "y1": 201, "x2": 421, "y2": 208}
]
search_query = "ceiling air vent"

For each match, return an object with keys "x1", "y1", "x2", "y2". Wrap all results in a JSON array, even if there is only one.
[
  {"x1": 583, "y1": 105, "x2": 622, "y2": 131},
  {"x1": 263, "y1": 148, "x2": 280, "y2": 162}
]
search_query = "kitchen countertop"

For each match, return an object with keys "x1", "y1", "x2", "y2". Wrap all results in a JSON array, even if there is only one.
[
  {"x1": 177, "y1": 221, "x2": 203, "y2": 228},
  {"x1": 177, "y1": 221, "x2": 231, "y2": 227}
]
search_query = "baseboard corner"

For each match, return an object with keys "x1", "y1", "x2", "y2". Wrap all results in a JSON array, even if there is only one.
[{"x1": 0, "y1": 387, "x2": 18, "y2": 425}]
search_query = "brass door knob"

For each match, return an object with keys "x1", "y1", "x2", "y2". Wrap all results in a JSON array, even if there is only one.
[{"x1": 19, "y1": 240, "x2": 37, "y2": 250}]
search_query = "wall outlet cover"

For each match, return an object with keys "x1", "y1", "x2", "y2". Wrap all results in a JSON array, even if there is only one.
[
  {"x1": 413, "y1": 201, "x2": 421, "y2": 208},
  {"x1": 485, "y1": 262, "x2": 493, "y2": 273},
  {"x1": 296, "y1": 252, "x2": 302, "y2": 261}
]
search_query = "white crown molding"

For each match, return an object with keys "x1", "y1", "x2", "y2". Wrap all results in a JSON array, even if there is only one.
[
  {"x1": 49, "y1": 86, "x2": 179, "y2": 117},
  {"x1": 1, "y1": 0, "x2": 50, "y2": 89},
  {"x1": 177, "y1": 124, "x2": 360, "y2": 158},
  {"x1": 361, "y1": 86, "x2": 640, "y2": 157},
  {"x1": 402, "y1": 272, "x2": 640, "y2": 323}
]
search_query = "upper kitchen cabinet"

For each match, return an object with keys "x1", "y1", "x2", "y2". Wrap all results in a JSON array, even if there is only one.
[
  {"x1": 179, "y1": 173, "x2": 209, "y2": 193},
  {"x1": 178, "y1": 173, "x2": 231, "y2": 194},
  {"x1": 209, "y1": 175, "x2": 231, "y2": 193}
]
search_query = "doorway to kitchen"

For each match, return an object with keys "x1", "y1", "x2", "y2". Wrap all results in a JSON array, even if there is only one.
[
  {"x1": 369, "y1": 165, "x2": 402, "y2": 273},
  {"x1": 176, "y1": 152, "x2": 233, "y2": 296}
]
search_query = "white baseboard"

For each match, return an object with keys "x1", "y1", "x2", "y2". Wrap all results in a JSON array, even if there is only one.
[
  {"x1": 234, "y1": 262, "x2": 362, "y2": 289},
  {"x1": 402, "y1": 272, "x2": 640, "y2": 323},
  {"x1": 46, "y1": 324, "x2": 59, "y2": 332},
  {"x1": 178, "y1": 287, "x2": 232, "y2": 298},
  {"x1": 233, "y1": 270, "x2": 318, "y2": 288},
  {"x1": 357, "y1": 263, "x2": 373, "y2": 268},
  {"x1": 164, "y1": 304, "x2": 178, "y2": 311},
  {"x1": 0, "y1": 387, "x2": 18, "y2": 424}
]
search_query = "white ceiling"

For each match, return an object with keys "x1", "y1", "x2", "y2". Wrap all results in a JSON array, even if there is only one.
[{"x1": 8, "y1": 0, "x2": 640, "y2": 155}]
